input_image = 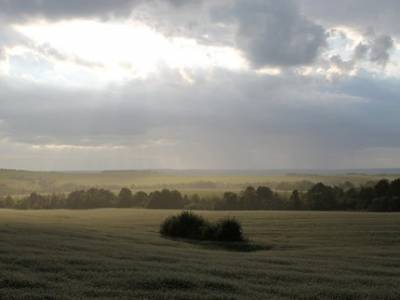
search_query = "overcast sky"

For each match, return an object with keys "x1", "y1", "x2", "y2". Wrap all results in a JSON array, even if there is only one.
[{"x1": 0, "y1": 0, "x2": 399, "y2": 170}]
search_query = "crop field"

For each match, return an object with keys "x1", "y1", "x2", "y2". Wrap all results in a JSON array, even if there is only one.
[{"x1": 0, "y1": 209, "x2": 399, "y2": 299}]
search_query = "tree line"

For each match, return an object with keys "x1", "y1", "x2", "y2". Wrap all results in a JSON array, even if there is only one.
[{"x1": 0, "y1": 178, "x2": 399, "y2": 212}]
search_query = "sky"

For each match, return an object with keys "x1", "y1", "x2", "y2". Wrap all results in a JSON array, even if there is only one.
[{"x1": 0, "y1": 0, "x2": 399, "y2": 170}]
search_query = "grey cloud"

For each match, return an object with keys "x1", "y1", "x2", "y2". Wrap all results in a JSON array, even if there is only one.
[
  {"x1": 0, "y1": 0, "x2": 397, "y2": 72},
  {"x1": 0, "y1": 83, "x2": 153, "y2": 145},
  {"x1": 0, "y1": 0, "x2": 197, "y2": 22},
  {"x1": 328, "y1": 30, "x2": 395, "y2": 74},
  {"x1": 0, "y1": 0, "x2": 222, "y2": 61},
  {"x1": 299, "y1": 0, "x2": 400, "y2": 37},
  {"x1": 354, "y1": 43, "x2": 369, "y2": 61},
  {"x1": 0, "y1": 23, "x2": 28, "y2": 58},
  {"x1": 0, "y1": 0, "x2": 140, "y2": 21},
  {"x1": 33, "y1": 43, "x2": 105, "y2": 69},
  {"x1": 133, "y1": 1, "x2": 233, "y2": 47},
  {"x1": 1, "y1": 0, "x2": 329, "y2": 69},
  {"x1": 213, "y1": 0, "x2": 327, "y2": 67},
  {"x1": 1, "y1": 69, "x2": 400, "y2": 169},
  {"x1": 369, "y1": 34, "x2": 394, "y2": 66},
  {"x1": 0, "y1": 0, "x2": 399, "y2": 169},
  {"x1": 0, "y1": 22, "x2": 105, "y2": 68},
  {"x1": 329, "y1": 55, "x2": 355, "y2": 73}
]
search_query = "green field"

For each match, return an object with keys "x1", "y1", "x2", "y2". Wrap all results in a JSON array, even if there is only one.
[{"x1": 0, "y1": 209, "x2": 399, "y2": 299}]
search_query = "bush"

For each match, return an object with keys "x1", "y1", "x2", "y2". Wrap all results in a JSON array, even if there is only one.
[
  {"x1": 215, "y1": 218, "x2": 244, "y2": 242},
  {"x1": 160, "y1": 211, "x2": 208, "y2": 239},
  {"x1": 160, "y1": 211, "x2": 244, "y2": 242}
]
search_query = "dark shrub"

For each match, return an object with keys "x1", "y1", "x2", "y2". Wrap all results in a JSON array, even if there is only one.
[
  {"x1": 160, "y1": 211, "x2": 245, "y2": 242},
  {"x1": 200, "y1": 223, "x2": 218, "y2": 240},
  {"x1": 215, "y1": 218, "x2": 244, "y2": 242},
  {"x1": 160, "y1": 211, "x2": 208, "y2": 239}
]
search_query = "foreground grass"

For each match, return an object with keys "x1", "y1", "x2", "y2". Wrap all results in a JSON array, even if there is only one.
[{"x1": 0, "y1": 210, "x2": 399, "y2": 299}]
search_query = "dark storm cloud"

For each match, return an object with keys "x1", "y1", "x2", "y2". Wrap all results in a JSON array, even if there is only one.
[
  {"x1": 208, "y1": 0, "x2": 327, "y2": 67},
  {"x1": 229, "y1": 0, "x2": 327, "y2": 67}
]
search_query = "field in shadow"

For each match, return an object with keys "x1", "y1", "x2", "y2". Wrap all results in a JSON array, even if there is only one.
[
  {"x1": 165, "y1": 237, "x2": 272, "y2": 252},
  {"x1": 0, "y1": 209, "x2": 399, "y2": 299}
]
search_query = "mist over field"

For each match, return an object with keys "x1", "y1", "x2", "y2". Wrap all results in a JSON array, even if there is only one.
[{"x1": 0, "y1": 1, "x2": 400, "y2": 299}]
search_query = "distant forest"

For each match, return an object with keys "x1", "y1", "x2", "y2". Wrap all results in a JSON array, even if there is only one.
[{"x1": 0, "y1": 178, "x2": 399, "y2": 212}]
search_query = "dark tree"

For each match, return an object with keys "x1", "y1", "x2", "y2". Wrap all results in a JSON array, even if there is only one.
[
  {"x1": 306, "y1": 183, "x2": 337, "y2": 210},
  {"x1": 375, "y1": 179, "x2": 390, "y2": 198},
  {"x1": 357, "y1": 187, "x2": 375, "y2": 210},
  {"x1": 133, "y1": 191, "x2": 148, "y2": 207},
  {"x1": 118, "y1": 188, "x2": 134, "y2": 207},
  {"x1": 390, "y1": 179, "x2": 400, "y2": 197},
  {"x1": 240, "y1": 186, "x2": 259, "y2": 209},
  {"x1": 290, "y1": 190, "x2": 302, "y2": 210},
  {"x1": 147, "y1": 189, "x2": 184, "y2": 209},
  {"x1": 216, "y1": 192, "x2": 239, "y2": 210}
]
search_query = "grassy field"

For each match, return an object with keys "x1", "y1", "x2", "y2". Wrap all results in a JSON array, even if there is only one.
[{"x1": 0, "y1": 209, "x2": 400, "y2": 299}]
